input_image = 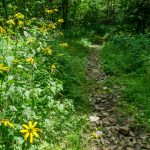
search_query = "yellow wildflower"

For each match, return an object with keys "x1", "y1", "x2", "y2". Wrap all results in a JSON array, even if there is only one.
[
  {"x1": 47, "y1": 23, "x2": 56, "y2": 29},
  {"x1": 26, "y1": 57, "x2": 35, "y2": 65},
  {"x1": 18, "y1": 20, "x2": 24, "y2": 26},
  {"x1": 0, "y1": 64, "x2": 9, "y2": 74},
  {"x1": 59, "y1": 32, "x2": 64, "y2": 36},
  {"x1": 54, "y1": 9, "x2": 59, "y2": 12},
  {"x1": 26, "y1": 20, "x2": 32, "y2": 26},
  {"x1": 0, "y1": 119, "x2": 14, "y2": 128},
  {"x1": 58, "y1": 19, "x2": 64, "y2": 23},
  {"x1": 43, "y1": 47, "x2": 52, "y2": 55},
  {"x1": 51, "y1": 64, "x2": 56, "y2": 69},
  {"x1": 40, "y1": 26, "x2": 47, "y2": 33},
  {"x1": 51, "y1": 64, "x2": 56, "y2": 72},
  {"x1": 7, "y1": 19, "x2": 15, "y2": 26},
  {"x1": 20, "y1": 121, "x2": 41, "y2": 143},
  {"x1": 0, "y1": 26, "x2": 6, "y2": 33},
  {"x1": 13, "y1": 59, "x2": 20, "y2": 65},
  {"x1": 59, "y1": 42, "x2": 68, "y2": 48},
  {"x1": 14, "y1": 13, "x2": 24, "y2": 19},
  {"x1": 92, "y1": 130, "x2": 103, "y2": 139},
  {"x1": 45, "y1": 9, "x2": 54, "y2": 14},
  {"x1": 27, "y1": 37, "x2": 35, "y2": 44}
]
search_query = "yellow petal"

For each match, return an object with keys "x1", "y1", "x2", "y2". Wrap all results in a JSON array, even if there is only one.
[
  {"x1": 20, "y1": 129, "x2": 28, "y2": 133},
  {"x1": 9, "y1": 123, "x2": 14, "y2": 128},
  {"x1": 24, "y1": 132, "x2": 29, "y2": 140},
  {"x1": 4, "y1": 122, "x2": 8, "y2": 126},
  {"x1": 30, "y1": 133, "x2": 33, "y2": 143},
  {"x1": 32, "y1": 122, "x2": 37, "y2": 128},
  {"x1": 33, "y1": 130, "x2": 39, "y2": 138},
  {"x1": 29, "y1": 121, "x2": 33, "y2": 128},
  {"x1": 34, "y1": 128, "x2": 41, "y2": 132},
  {"x1": 22, "y1": 124, "x2": 29, "y2": 129}
]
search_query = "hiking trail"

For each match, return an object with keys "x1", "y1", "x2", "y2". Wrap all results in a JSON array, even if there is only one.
[{"x1": 86, "y1": 44, "x2": 150, "y2": 150}]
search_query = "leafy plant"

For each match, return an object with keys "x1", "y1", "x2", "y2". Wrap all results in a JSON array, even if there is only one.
[{"x1": 101, "y1": 33, "x2": 150, "y2": 126}]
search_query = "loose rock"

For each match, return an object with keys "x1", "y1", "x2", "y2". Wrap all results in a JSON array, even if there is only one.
[
  {"x1": 86, "y1": 46, "x2": 150, "y2": 150},
  {"x1": 119, "y1": 126, "x2": 130, "y2": 135}
]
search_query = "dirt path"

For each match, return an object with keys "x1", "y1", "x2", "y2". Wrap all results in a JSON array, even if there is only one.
[{"x1": 86, "y1": 45, "x2": 150, "y2": 150}]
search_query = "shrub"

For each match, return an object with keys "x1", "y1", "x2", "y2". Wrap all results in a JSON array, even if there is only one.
[{"x1": 101, "y1": 33, "x2": 150, "y2": 123}]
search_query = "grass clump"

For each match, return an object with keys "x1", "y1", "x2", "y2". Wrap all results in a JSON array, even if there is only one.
[{"x1": 101, "y1": 33, "x2": 150, "y2": 128}]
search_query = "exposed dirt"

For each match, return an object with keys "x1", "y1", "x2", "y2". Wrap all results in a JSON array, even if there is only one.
[{"x1": 86, "y1": 45, "x2": 150, "y2": 150}]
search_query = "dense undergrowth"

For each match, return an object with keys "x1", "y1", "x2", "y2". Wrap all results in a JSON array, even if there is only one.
[
  {"x1": 0, "y1": 0, "x2": 150, "y2": 149},
  {"x1": 56, "y1": 38, "x2": 91, "y2": 110},
  {"x1": 0, "y1": 11, "x2": 92, "y2": 149},
  {"x1": 101, "y1": 33, "x2": 150, "y2": 128}
]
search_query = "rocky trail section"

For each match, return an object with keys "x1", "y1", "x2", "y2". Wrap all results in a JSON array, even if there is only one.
[{"x1": 86, "y1": 45, "x2": 150, "y2": 150}]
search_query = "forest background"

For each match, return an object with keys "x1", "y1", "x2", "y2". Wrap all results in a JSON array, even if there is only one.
[{"x1": 0, "y1": 0, "x2": 150, "y2": 149}]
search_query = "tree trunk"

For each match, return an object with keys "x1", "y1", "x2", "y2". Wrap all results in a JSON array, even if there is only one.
[
  {"x1": 2, "y1": 0, "x2": 8, "y2": 19},
  {"x1": 62, "y1": 0, "x2": 68, "y2": 30}
]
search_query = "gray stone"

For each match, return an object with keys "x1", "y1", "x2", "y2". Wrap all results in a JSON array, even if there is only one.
[
  {"x1": 117, "y1": 147, "x2": 123, "y2": 150},
  {"x1": 126, "y1": 147, "x2": 135, "y2": 150},
  {"x1": 140, "y1": 134, "x2": 148, "y2": 140},
  {"x1": 102, "y1": 112, "x2": 109, "y2": 117},
  {"x1": 107, "y1": 145, "x2": 117, "y2": 150},
  {"x1": 107, "y1": 117, "x2": 116, "y2": 124},
  {"x1": 111, "y1": 136, "x2": 116, "y2": 141},
  {"x1": 129, "y1": 131, "x2": 135, "y2": 137},
  {"x1": 147, "y1": 144, "x2": 150, "y2": 149},
  {"x1": 95, "y1": 105, "x2": 102, "y2": 111},
  {"x1": 119, "y1": 126, "x2": 130, "y2": 135},
  {"x1": 101, "y1": 100, "x2": 107, "y2": 103}
]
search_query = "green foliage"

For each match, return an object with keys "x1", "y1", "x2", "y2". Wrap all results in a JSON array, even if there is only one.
[
  {"x1": 102, "y1": 34, "x2": 150, "y2": 74},
  {"x1": 0, "y1": 12, "x2": 90, "y2": 149},
  {"x1": 56, "y1": 38, "x2": 91, "y2": 109},
  {"x1": 101, "y1": 34, "x2": 150, "y2": 125},
  {"x1": 1, "y1": 0, "x2": 150, "y2": 34},
  {"x1": 1, "y1": 0, "x2": 150, "y2": 147},
  {"x1": 119, "y1": 0, "x2": 150, "y2": 33}
]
